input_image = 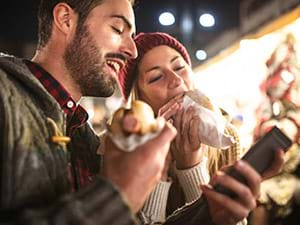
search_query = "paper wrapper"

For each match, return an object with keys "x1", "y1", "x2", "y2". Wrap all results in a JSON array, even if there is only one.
[
  {"x1": 183, "y1": 89, "x2": 235, "y2": 149},
  {"x1": 108, "y1": 118, "x2": 165, "y2": 152}
]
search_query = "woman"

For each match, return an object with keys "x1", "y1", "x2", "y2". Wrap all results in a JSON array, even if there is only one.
[{"x1": 118, "y1": 32, "x2": 247, "y2": 224}]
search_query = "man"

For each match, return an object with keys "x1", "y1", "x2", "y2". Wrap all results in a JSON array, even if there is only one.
[
  {"x1": 0, "y1": 0, "x2": 176, "y2": 224},
  {"x1": 0, "y1": 0, "x2": 283, "y2": 225}
]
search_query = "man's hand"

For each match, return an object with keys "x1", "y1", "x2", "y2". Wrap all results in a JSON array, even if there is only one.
[
  {"x1": 201, "y1": 160, "x2": 261, "y2": 225},
  {"x1": 103, "y1": 116, "x2": 176, "y2": 212}
]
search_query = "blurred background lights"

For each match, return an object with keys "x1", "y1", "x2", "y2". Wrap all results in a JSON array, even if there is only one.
[
  {"x1": 199, "y1": 13, "x2": 215, "y2": 27},
  {"x1": 159, "y1": 12, "x2": 175, "y2": 26},
  {"x1": 281, "y1": 70, "x2": 295, "y2": 84},
  {"x1": 195, "y1": 49, "x2": 207, "y2": 61},
  {"x1": 182, "y1": 14, "x2": 193, "y2": 33}
]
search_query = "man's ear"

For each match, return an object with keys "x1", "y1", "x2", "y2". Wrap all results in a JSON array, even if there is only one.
[{"x1": 52, "y1": 3, "x2": 77, "y2": 36}]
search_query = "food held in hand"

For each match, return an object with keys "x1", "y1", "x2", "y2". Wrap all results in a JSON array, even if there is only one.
[
  {"x1": 109, "y1": 100, "x2": 158, "y2": 136},
  {"x1": 182, "y1": 89, "x2": 235, "y2": 148},
  {"x1": 185, "y1": 90, "x2": 214, "y2": 111}
]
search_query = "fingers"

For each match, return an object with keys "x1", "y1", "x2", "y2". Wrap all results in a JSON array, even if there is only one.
[
  {"x1": 122, "y1": 113, "x2": 140, "y2": 134},
  {"x1": 261, "y1": 149, "x2": 284, "y2": 180},
  {"x1": 173, "y1": 107, "x2": 184, "y2": 134},
  {"x1": 201, "y1": 184, "x2": 251, "y2": 222},
  {"x1": 189, "y1": 116, "x2": 201, "y2": 150},
  {"x1": 182, "y1": 106, "x2": 194, "y2": 138},
  {"x1": 219, "y1": 164, "x2": 233, "y2": 173},
  {"x1": 158, "y1": 96, "x2": 183, "y2": 120},
  {"x1": 138, "y1": 120, "x2": 177, "y2": 158},
  {"x1": 177, "y1": 106, "x2": 201, "y2": 151},
  {"x1": 103, "y1": 121, "x2": 176, "y2": 212},
  {"x1": 158, "y1": 102, "x2": 180, "y2": 120},
  {"x1": 210, "y1": 170, "x2": 257, "y2": 210},
  {"x1": 173, "y1": 108, "x2": 184, "y2": 148},
  {"x1": 207, "y1": 160, "x2": 261, "y2": 219},
  {"x1": 234, "y1": 161, "x2": 261, "y2": 198}
]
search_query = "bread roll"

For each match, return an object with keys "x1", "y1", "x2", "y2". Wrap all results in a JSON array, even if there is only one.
[
  {"x1": 109, "y1": 100, "x2": 157, "y2": 136},
  {"x1": 185, "y1": 90, "x2": 214, "y2": 111}
]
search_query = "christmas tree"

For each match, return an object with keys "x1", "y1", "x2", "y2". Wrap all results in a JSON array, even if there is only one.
[{"x1": 251, "y1": 33, "x2": 300, "y2": 225}]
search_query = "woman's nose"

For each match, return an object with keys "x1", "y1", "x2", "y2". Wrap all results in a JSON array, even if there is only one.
[{"x1": 167, "y1": 71, "x2": 184, "y2": 88}]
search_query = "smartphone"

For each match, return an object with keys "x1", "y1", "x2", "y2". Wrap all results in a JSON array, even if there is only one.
[{"x1": 213, "y1": 126, "x2": 292, "y2": 198}]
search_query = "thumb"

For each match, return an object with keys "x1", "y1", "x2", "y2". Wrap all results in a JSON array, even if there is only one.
[
  {"x1": 138, "y1": 119, "x2": 177, "y2": 158},
  {"x1": 122, "y1": 113, "x2": 140, "y2": 134}
]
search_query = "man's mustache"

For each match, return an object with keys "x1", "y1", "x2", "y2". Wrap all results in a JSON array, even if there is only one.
[{"x1": 106, "y1": 53, "x2": 127, "y2": 62}]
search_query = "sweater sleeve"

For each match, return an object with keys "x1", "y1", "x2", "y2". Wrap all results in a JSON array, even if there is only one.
[
  {"x1": 1, "y1": 177, "x2": 138, "y2": 225},
  {"x1": 175, "y1": 157, "x2": 210, "y2": 203},
  {"x1": 237, "y1": 218, "x2": 248, "y2": 225},
  {"x1": 163, "y1": 196, "x2": 247, "y2": 225},
  {"x1": 140, "y1": 181, "x2": 172, "y2": 224},
  {"x1": 163, "y1": 196, "x2": 214, "y2": 225}
]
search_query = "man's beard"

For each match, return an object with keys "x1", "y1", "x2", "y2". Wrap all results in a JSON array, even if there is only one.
[{"x1": 64, "y1": 25, "x2": 116, "y2": 97}]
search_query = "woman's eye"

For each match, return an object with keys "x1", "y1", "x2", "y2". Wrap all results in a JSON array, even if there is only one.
[
  {"x1": 174, "y1": 66, "x2": 185, "y2": 71},
  {"x1": 149, "y1": 75, "x2": 162, "y2": 84},
  {"x1": 112, "y1": 26, "x2": 123, "y2": 34}
]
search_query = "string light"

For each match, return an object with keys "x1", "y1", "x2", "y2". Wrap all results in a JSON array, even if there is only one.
[
  {"x1": 159, "y1": 12, "x2": 175, "y2": 26},
  {"x1": 196, "y1": 49, "x2": 207, "y2": 61},
  {"x1": 199, "y1": 13, "x2": 215, "y2": 27}
]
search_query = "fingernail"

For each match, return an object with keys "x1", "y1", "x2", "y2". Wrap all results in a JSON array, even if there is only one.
[
  {"x1": 200, "y1": 184, "x2": 213, "y2": 190},
  {"x1": 236, "y1": 160, "x2": 245, "y2": 168},
  {"x1": 168, "y1": 119, "x2": 174, "y2": 124},
  {"x1": 216, "y1": 170, "x2": 225, "y2": 176},
  {"x1": 172, "y1": 103, "x2": 178, "y2": 109}
]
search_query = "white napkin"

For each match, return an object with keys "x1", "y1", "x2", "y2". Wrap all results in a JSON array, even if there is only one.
[
  {"x1": 108, "y1": 118, "x2": 165, "y2": 152},
  {"x1": 182, "y1": 89, "x2": 235, "y2": 149}
]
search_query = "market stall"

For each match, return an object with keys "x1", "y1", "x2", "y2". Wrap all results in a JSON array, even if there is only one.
[{"x1": 193, "y1": 6, "x2": 300, "y2": 148}]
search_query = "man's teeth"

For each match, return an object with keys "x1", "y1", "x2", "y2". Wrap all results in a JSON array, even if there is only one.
[{"x1": 107, "y1": 60, "x2": 120, "y2": 72}]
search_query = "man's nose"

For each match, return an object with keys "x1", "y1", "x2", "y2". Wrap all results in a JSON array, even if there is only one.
[{"x1": 121, "y1": 37, "x2": 138, "y2": 59}]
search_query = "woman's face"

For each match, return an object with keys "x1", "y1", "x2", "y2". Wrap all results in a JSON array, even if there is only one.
[{"x1": 137, "y1": 45, "x2": 193, "y2": 114}]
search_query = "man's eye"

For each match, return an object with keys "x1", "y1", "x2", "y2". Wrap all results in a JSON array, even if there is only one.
[
  {"x1": 149, "y1": 75, "x2": 162, "y2": 84},
  {"x1": 112, "y1": 26, "x2": 123, "y2": 34}
]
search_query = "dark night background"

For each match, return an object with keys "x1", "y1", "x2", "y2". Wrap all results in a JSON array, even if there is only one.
[{"x1": 0, "y1": 0, "x2": 299, "y2": 66}]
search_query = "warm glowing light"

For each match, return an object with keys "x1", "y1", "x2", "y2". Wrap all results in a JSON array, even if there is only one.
[
  {"x1": 159, "y1": 12, "x2": 175, "y2": 26},
  {"x1": 281, "y1": 70, "x2": 294, "y2": 84},
  {"x1": 195, "y1": 50, "x2": 207, "y2": 60},
  {"x1": 199, "y1": 13, "x2": 215, "y2": 27}
]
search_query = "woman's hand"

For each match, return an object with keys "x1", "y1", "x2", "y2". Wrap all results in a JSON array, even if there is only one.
[
  {"x1": 171, "y1": 106, "x2": 204, "y2": 169},
  {"x1": 158, "y1": 94, "x2": 184, "y2": 120},
  {"x1": 157, "y1": 96, "x2": 204, "y2": 170}
]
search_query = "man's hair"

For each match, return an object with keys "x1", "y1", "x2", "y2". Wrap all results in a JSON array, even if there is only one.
[{"x1": 37, "y1": 0, "x2": 135, "y2": 49}]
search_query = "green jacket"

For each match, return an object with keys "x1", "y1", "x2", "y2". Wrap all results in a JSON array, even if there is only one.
[{"x1": 0, "y1": 54, "x2": 135, "y2": 225}]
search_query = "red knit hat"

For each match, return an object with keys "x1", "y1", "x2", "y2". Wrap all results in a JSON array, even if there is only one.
[{"x1": 118, "y1": 32, "x2": 191, "y2": 100}]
